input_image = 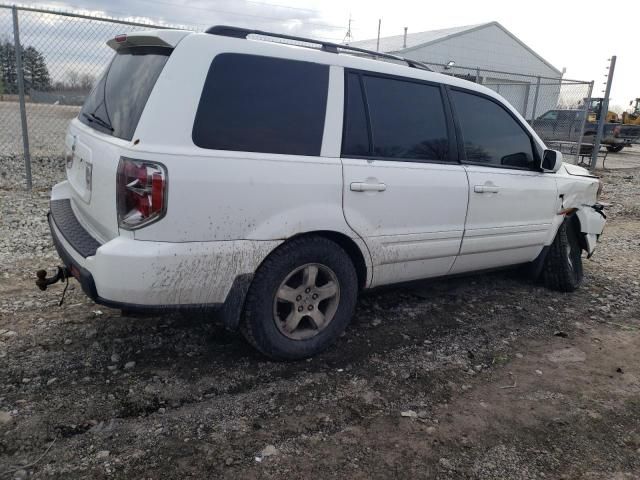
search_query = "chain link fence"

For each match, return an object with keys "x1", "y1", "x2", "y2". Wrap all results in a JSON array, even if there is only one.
[
  {"x1": 1, "y1": 5, "x2": 183, "y2": 188},
  {"x1": 2, "y1": 5, "x2": 595, "y2": 189},
  {"x1": 423, "y1": 62, "x2": 595, "y2": 163}
]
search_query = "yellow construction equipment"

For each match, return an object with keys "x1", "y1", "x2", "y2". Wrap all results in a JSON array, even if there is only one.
[
  {"x1": 586, "y1": 98, "x2": 620, "y2": 123},
  {"x1": 621, "y1": 98, "x2": 640, "y2": 126}
]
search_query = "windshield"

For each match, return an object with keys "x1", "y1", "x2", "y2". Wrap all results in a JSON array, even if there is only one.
[{"x1": 79, "y1": 46, "x2": 171, "y2": 140}]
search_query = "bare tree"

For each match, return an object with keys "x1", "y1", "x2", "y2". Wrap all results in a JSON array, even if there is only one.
[{"x1": 66, "y1": 70, "x2": 80, "y2": 90}]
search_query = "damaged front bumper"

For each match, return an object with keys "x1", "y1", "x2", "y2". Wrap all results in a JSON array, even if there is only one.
[{"x1": 577, "y1": 203, "x2": 606, "y2": 257}]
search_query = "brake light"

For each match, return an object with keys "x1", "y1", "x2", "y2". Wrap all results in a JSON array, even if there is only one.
[
  {"x1": 613, "y1": 126, "x2": 621, "y2": 137},
  {"x1": 116, "y1": 158, "x2": 167, "y2": 229},
  {"x1": 115, "y1": 34, "x2": 127, "y2": 43}
]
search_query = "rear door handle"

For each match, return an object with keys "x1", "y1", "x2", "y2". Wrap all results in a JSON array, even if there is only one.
[
  {"x1": 474, "y1": 185, "x2": 500, "y2": 194},
  {"x1": 350, "y1": 182, "x2": 387, "y2": 192}
]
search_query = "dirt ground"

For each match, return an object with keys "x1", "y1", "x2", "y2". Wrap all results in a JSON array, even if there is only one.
[{"x1": 1, "y1": 151, "x2": 639, "y2": 479}]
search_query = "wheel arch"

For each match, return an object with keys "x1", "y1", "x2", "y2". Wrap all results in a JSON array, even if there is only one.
[
  {"x1": 287, "y1": 230, "x2": 371, "y2": 290},
  {"x1": 219, "y1": 230, "x2": 371, "y2": 332}
]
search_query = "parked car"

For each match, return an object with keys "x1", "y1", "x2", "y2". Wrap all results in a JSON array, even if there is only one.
[
  {"x1": 38, "y1": 26, "x2": 607, "y2": 360},
  {"x1": 533, "y1": 108, "x2": 640, "y2": 152}
]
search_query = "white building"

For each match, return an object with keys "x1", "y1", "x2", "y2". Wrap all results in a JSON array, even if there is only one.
[{"x1": 350, "y1": 22, "x2": 563, "y2": 119}]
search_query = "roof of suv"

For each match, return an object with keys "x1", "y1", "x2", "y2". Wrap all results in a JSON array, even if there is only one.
[{"x1": 112, "y1": 26, "x2": 523, "y2": 119}]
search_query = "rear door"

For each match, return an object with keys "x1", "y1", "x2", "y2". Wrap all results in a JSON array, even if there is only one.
[
  {"x1": 65, "y1": 43, "x2": 172, "y2": 241},
  {"x1": 448, "y1": 88, "x2": 558, "y2": 274},
  {"x1": 341, "y1": 71, "x2": 469, "y2": 286}
]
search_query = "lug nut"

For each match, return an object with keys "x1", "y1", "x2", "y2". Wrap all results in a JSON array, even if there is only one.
[
  {"x1": 305, "y1": 288, "x2": 311, "y2": 293},
  {"x1": 296, "y1": 295, "x2": 302, "y2": 301},
  {"x1": 308, "y1": 305, "x2": 314, "y2": 311},
  {"x1": 298, "y1": 306, "x2": 303, "y2": 312},
  {"x1": 312, "y1": 293, "x2": 318, "y2": 300}
]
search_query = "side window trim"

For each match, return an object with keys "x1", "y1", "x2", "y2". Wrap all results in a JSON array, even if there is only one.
[
  {"x1": 440, "y1": 84, "x2": 460, "y2": 163},
  {"x1": 341, "y1": 68, "x2": 458, "y2": 165},
  {"x1": 448, "y1": 85, "x2": 542, "y2": 171},
  {"x1": 358, "y1": 73, "x2": 374, "y2": 156}
]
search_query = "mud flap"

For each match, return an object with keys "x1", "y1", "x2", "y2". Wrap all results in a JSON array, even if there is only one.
[{"x1": 218, "y1": 273, "x2": 254, "y2": 331}]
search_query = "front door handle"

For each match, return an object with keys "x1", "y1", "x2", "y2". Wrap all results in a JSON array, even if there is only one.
[
  {"x1": 350, "y1": 182, "x2": 387, "y2": 192},
  {"x1": 474, "y1": 185, "x2": 500, "y2": 194}
]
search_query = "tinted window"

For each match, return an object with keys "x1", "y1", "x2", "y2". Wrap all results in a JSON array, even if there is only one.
[
  {"x1": 193, "y1": 54, "x2": 329, "y2": 156},
  {"x1": 451, "y1": 90, "x2": 535, "y2": 168},
  {"x1": 80, "y1": 47, "x2": 171, "y2": 140},
  {"x1": 363, "y1": 75, "x2": 449, "y2": 161},
  {"x1": 342, "y1": 73, "x2": 370, "y2": 156}
]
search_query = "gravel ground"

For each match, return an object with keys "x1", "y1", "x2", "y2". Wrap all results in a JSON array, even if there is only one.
[
  {"x1": 0, "y1": 103, "x2": 79, "y2": 158},
  {"x1": 1, "y1": 151, "x2": 639, "y2": 479}
]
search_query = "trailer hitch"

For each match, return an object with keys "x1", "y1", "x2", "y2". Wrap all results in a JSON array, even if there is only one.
[
  {"x1": 35, "y1": 266, "x2": 70, "y2": 291},
  {"x1": 36, "y1": 266, "x2": 72, "y2": 306}
]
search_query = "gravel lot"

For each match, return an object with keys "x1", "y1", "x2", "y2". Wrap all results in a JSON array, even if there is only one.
[
  {"x1": 1, "y1": 149, "x2": 639, "y2": 479},
  {"x1": 0, "y1": 102, "x2": 79, "y2": 158}
]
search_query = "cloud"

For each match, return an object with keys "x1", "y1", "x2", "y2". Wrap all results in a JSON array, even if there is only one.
[{"x1": 3, "y1": 1, "x2": 345, "y2": 84}]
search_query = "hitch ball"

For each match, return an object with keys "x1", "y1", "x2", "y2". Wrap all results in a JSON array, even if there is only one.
[{"x1": 35, "y1": 267, "x2": 69, "y2": 291}]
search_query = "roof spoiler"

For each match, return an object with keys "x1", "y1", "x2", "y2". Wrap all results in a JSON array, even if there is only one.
[{"x1": 107, "y1": 30, "x2": 189, "y2": 51}]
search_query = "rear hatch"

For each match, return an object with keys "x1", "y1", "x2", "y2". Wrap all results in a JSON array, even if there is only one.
[{"x1": 65, "y1": 32, "x2": 183, "y2": 242}]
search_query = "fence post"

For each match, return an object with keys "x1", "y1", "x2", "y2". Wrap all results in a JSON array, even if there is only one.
[
  {"x1": 522, "y1": 83, "x2": 531, "y2": 119},
  {"x1": 475, "y1": 68, "x2": 480, "y2": 84},
  {"x1": 12, "y1": 5, "x2": 32, "y2": 190},
  {"x1": 530, "y1": 76, "x2": 541, "y2": 130},
  {"x1": 591, "y1": 56, "x2": 616, "y2": 169},
  {"x1": 574, "y1": 81, "x2": 594, "y2": 165}
]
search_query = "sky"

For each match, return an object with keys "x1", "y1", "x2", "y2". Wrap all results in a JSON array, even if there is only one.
[{"x1": 9, "y1": 0, "x2": 640, "y2": 110}]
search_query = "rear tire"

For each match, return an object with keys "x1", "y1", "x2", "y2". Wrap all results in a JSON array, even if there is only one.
[
  {"x1": 542, "y1": 218, "x2": 583, "y2": 292},
  {"x1": 240, "y1": 236, "x2": 358, "y2": 360},
  {"x1": 606, "y1": 145, "x2": 624, "y2": 153}
]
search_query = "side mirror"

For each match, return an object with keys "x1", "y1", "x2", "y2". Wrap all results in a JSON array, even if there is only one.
[{"x1": 541, "y1": 149, "x2": 563, "y2": 172}]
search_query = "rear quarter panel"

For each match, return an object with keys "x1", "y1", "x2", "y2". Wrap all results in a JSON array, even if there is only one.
[{"x1": 130, "y1": 34, "x2": 356, "y2": 244}]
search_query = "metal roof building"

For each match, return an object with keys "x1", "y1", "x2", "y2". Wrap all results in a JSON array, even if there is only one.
[{"x1": 350, "y1": 22, "x2": 563, "y2": 119}]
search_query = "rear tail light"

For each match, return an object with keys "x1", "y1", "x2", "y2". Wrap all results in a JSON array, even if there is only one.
[{"x1": 116, "y1": 158, "x2": 167, "y2": 229}]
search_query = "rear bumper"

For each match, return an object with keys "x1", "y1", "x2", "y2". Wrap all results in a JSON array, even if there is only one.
[{"x1": 47, "y1": 192, "x2": 279, "y2": 324}]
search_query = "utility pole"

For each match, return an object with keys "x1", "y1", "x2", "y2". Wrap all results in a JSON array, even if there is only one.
[
  {"x1": 376, "y1": 18, "x2": 381, "y2": 52},
  {"x1": 343, "y1": 15, "x2": 353, "y2": 44},
  {"x1": 590, "y1": 56, "x2": 616, "y2": 169}
]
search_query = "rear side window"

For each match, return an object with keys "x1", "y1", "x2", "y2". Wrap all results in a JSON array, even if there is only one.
[
  {"x1": 342, "y1": 73, "x2": 449, "y2": 161},
  {"x1": 193, "y1": 54, "x2": 329, "y2": 156},
  {"x1": 80, "y1": 46, "x2": 171, "y2": 140},
  {"x1": 451, "y1": 90, "x2": 535, "y2": 169},
  {"x1": 364, "y1": 76, "x2": 449, "y2": 161}
]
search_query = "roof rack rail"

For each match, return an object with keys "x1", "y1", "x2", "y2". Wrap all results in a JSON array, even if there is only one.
[{"x1": 205, "y1": 25, "x2": 432, "y2": 72}]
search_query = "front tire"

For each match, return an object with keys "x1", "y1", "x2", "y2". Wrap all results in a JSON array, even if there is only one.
[
  {"x1": 542, "y1": 218, "x2": 583, "y2": 292},
  {"x1": 240, "y1": 236, "x2": 358, "y2": 360}
]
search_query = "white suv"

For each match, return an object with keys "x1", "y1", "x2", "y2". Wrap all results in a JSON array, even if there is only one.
[{"x1": 41, "y1": 26, "x2": 606, "y2": 359}]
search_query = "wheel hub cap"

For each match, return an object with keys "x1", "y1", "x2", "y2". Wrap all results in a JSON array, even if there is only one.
[{"x1": 273, "y1": 263, "x2": 340, "y2": 340}]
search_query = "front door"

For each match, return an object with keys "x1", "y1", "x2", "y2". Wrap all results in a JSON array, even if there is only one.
[
  {"x1": 447, "y1": 88, "x2": 559, "y2": 274},
  {"x1": 340, "y1": 71, "x2": 469, "y2": 286}
]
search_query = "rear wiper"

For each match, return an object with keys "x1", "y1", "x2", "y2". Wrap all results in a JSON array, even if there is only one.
[{"x1": 82, "y1": 112, "x2": 114, "y2": 132}]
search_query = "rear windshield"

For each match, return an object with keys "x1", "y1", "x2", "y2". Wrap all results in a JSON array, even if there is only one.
[{"x1": 79, "y1": 46, "x2": 171, "y2": 140}]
